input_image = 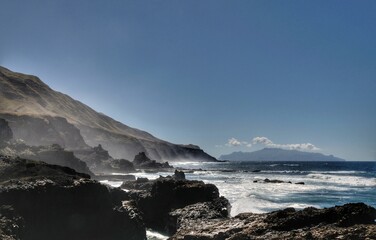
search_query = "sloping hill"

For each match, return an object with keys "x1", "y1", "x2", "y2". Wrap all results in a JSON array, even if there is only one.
[
  {"x1": 219, "y1": 148, "x2": 345, "y2": 161},
  {"x1": 0, "y1": 66, "x2": 216, "y2": 162}
]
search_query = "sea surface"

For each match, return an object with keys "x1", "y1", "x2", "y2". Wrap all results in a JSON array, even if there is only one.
[
  {"x1": 103, "y1": 161, "x2": 376, "y2": 217},
  {"x1": 102, "y1": 161, "x2": 376, "y2": 239}
]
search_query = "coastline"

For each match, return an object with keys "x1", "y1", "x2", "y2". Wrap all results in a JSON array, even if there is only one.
[
  {"x1": 104, "y1": 160, "x2": 376, "y2": 216},
  {"x1": 1, "y1": 156, "x2": 375, "y2": 239}
]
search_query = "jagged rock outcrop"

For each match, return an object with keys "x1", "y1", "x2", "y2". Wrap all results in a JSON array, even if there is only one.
[
  {"x1": 0, "y1": 142, "x2": 93, "y2": 176},
  {"x1": 0, "y1": 118, "x2": 13, "y2": 143},
  {"x1": 0, "y1": 114, "x2": 89, "y2": 150},
  {"x1": 170, "y1": 203, "x2": 376, "y2": 239},
  {"x1": 0, "y1": 66, "x2": 217, "y2": 162},
  {"x1": 0, "y1": 155, "x2": 146, "y2": 240},
  {"x1": 133, "y1": 152, "x2": 172, "y2": 169},
  {"x1": 121, "y1": 175, "x2": 229, "y2": 235},
  {"x1": 74, "y1": 144, "x2": 135, "y2": 173}
]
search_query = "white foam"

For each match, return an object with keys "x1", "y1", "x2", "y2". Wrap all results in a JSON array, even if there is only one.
[
  {"x1": 99, "y1": 180, "x2": 123, "y2": 188},
  {"x1": 146, "y1": 230, "x2": 169, "y2": 240},
  {"x1": 230, "y1": 196, "x2": 320, "y2": 216},
  {"x1": 307, "y1": 173, "x2": 376, "y2": 187},
  {"x1": 100, "y1": 165, "x2": 375, "y2": 216}
]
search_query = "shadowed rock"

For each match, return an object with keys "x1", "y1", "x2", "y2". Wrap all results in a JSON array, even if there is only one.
[
  {"x1": 0, "y1": 119, "x2": 13, "y2": 143},
  {"x1": 0, "y1": 155, "x2": 146, "y2": 240},
  {"x1": 133, "y1": 152, "x2": 172, "y2": 169},
  {"x1": 0, "y1": 142, "x2": 93, "y2": 176},
  {"x1": 173, "y1": 170, "x2": 185, "y2": 180},
  {"x1": 170, "y1": 203, "x2": 376, "y2": 240},
  {"x1": 122, "y1": 176, "x2": 226, "y2": 235}
]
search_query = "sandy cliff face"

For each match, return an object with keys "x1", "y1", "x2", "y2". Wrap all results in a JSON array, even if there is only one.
[{"x1": 0, "y1": 66, "x2": 216, "y2": 162}]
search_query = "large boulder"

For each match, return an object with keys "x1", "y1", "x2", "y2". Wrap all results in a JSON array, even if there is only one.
[
  {"x1": 0, "y1": 156, "x2": 146, "y2": 240},
  {"x1": 122, "y1": 176, "x2": 227, "y2": 235}
]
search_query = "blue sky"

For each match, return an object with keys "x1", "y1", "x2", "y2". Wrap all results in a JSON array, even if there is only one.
[{"x1": 1, "y1": 1, "x2": 375, "y2": 160}]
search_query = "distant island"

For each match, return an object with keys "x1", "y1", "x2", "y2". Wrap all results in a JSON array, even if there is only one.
[{"x1": 219, "y1": 148, "x2": 346, "y2": 161}]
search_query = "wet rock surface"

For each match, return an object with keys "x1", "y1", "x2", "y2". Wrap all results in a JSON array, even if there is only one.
[
  {"x1": 168, "y1": 196, "x2": 230, "y2": 234},
  {"x1": 0, "y1": 155, "x2": 146, "y2": 240},
  {"x1": 122, "y1": 174, "x2": 228, "y2": 235},
  {"x1": 0, "y1": 205, "x2": 23, "y2": 240},
  {"x1": 253, "y1": 178, "x2": 304, "y2": 185},
  {"x1": 170, "y1": 203, "x2": 376, "y2": 240}
]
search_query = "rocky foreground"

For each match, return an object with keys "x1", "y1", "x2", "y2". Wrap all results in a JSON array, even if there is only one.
[
  {"x1": 121, "y1": 171, "x2": 376, "y2": 239},
  {"x1": 0, "y1": 156, "x2": 375, "y2": 240},
  {"x1": 0, "y1": 155, "x2": 145, "y2": 240}
]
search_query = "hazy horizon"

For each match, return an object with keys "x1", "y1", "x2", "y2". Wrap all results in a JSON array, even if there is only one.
[{"x1": 1, "y1": 1, "x2": 375, "y2": 161}]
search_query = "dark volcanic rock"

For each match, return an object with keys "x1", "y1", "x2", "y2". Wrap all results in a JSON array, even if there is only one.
[
  {"x1": 133, "y1": 152, "x2": 173, "y2": 169},
  {"x1": 168, "y1": 196, "x2": 230, "y2": 234},
  {"x1": 74, "y1": 144, "x2": 136, "y2": 173},
  {"x1": 265, "y1": 203, "x2": 376, "y2": 230},
  {"x1": 173, "y1": 170, "x2": 185, "y2": 180},
  {"x1": 0, "y1": 156, "x2": 146, "y2": 240},
  {"x1": 171, "y1": 203, "x2": 376, "y2": 240},
  {"x1": 121, "y1": 177, "x2": 153, "y2": 191},
  {"x1": 0, "y1": 205, "x2": 23, "y2": 240},
  {"x1": 0, "y1": 119, "x2": 13, "y2": 143},
  {"x1": 112, "y1": 159, "x2": 136, "y2": 172},
  {"x1": 123, "y1": 176, "x2": 222, "y2": 234},
  {"x1": 0, "y1": 142, "x2": 93, "y2": 176},
  {"x1": 264, "y1": 178, "x2": 286, "y2": 184}
]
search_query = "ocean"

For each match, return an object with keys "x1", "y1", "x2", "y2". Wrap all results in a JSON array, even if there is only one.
[{"x1": 103, "y1": 161, "x2": 376, "y2": 217}]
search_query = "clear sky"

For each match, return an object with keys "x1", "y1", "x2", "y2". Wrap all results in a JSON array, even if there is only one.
[{"x1": 1, "y1": 1, "x2": 375, "y2": 160}]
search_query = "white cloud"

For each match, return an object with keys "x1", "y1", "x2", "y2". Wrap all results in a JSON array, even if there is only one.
[
  {"x1": 226, "y1": 137, "x2": 242, "y2": 146},
  {"x1": 252, "y1": 136, "x2": 273, "y2": 145},
  {"x1": 225, "y1": 138, "x2": 252, "y2": 147},
  {"x1": 252, "y1": 136, "x2": 320, "y2": 151},
  {"x1": 222, "y1": 136, "x2": 319, "y2": 151}
]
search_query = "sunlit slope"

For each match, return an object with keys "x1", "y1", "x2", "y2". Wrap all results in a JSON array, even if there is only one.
[{"x1": 0, "y1": 66, "x2": 216, "y2": 161}]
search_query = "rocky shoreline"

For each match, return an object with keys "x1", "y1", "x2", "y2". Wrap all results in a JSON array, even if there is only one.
[{"x1": 1, "y1": 155, "x2": 375, "y2": 240}]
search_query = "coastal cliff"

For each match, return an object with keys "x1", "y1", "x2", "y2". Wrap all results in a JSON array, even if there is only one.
[{"x1": 0, "y1": 66, "x2": 216, "y2": 162}]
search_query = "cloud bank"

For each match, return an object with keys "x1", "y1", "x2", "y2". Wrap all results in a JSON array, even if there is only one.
[
  {"x1": 252, "y1": 136, "x2": 320, "y2": 151},
  {"x1": 224, "y1": 136, "x2": 320, "y2": 151},
  {"x1": 226, "y1": 138, "x2": 252, "y2": 147}
]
